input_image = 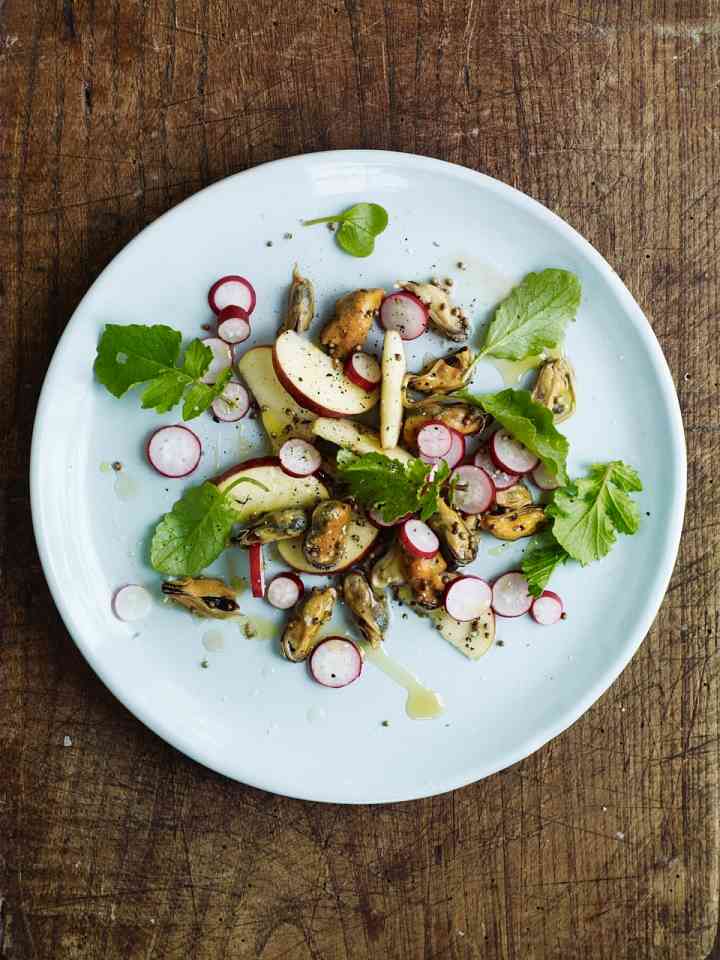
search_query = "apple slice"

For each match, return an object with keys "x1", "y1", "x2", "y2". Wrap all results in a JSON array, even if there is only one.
[
  {"x1": 312, "y1": 417, "x2": 412, "y2": 464},
  {"x1": 236, "y1": 345, "x2": 316, "y2": 450},
  {"x1": 273, "y1": 331, "x2": 379, "y2": 418},
  {"x1": 397, "y1": 586, "x2": 496, "y2": 660},
  {"x1": 277, "y1": 512, "x2": 379, "y2": 574},
  {"x1": 380, "y1": 330, "x2": 406, "y2": 448},
  {"x1": 214, "y1": 457, "x2": 328, "y2": 523}
]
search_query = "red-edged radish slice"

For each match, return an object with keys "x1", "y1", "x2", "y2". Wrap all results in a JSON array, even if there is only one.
[
  {"x1": 399, "y1": 518, "x2": 439, "y2": 558},
  {"x1": 208, "y1": 275, "x2": 256, "y2": 315},
  {"x1": 418, "y1": 427, "x2": 465, "y2": 469},
  {"x1": 344, "y1": 352, "x2": 381, "y2": 391},
  {"x1": 490, "y1": 430, "x2": 539, "y2": 474},
  {"x1": 278, "y1": 438, "x2": 321, "y2": 478},
  {"x1": 492, "y1": 571, "x2": 533, "y2": 618},
  {"x1": 473, "y1": 447, "x2": 519, "y2": 491},
  {"x1": 113, "y1": 584, "x2": 152, "y2": 622},
  {"x1": 249, "y1": 543, "x2": 265, "y2": 598},
  {"x1": 217, "y1": 305, "x2": 251, "y2": 344},
  {"x1": 368, "y1": 507, "x2": 412, "y2": 528},
  {"x1": 379, "y1": 291, "x2": 428, "y2": 340},
  {"x1": 266, "y1": 572, "x2": 304, "y2": 610},
  {"x1": 531, "y1": 590, "x2": 564, "y2": 625},
  {"x1": 200, "y1": 337, "x2": 232, "y2": 384},
  {"x1": 450, "y1": 465, "x2": 495, "y2": 514},
  {"x1": 146, "y1": 425, "x2": 201, "y2": 478},
  {"x1": 444, "y1": 576, "x2": 492, "y2": 622},
  {"x1": 417, "y1": 421, "x2": 452, "y2": 459},
  {"x1": 531, "y1": 462, "x2": 560, "y2": 491},
  {"x1": 212, "y1": 380, "x2": 250, "y2": 422},
  {"x1": 309, "y1": 636, "x2": 363, "y2": 688}
]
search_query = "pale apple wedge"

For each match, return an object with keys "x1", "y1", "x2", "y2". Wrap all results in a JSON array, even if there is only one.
[
  {"x1": 380, "y1": 330, "x2": 406, "y2": 448},
  {"x1": 273, "y1": 330, "x2": 379, "y2": 418},
  {"x1": 236, "y1": 345, "x2": 316, "y2": 451},
  {"x1": 214, "y1": 458, "x2": 328, "y2": 523},
  {"x1": 312, "y1": 417, "x2": 412, "y2": 463},
  {"x1": 397, "y1": 586, "x2": 496, "y2": 660},
  {"x1": 277, "y1": 512, "x2": 379, "y2": 574}
]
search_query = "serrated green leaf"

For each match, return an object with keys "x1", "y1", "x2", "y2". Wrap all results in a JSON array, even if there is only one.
[
  {"x1": 336, "y1": 451, "x2": 448, "y2": 523},
  {"x1": 521, "y1": 533, "x2": 569, "y2": 597}
]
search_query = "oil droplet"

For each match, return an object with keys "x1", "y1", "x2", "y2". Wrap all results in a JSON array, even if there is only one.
[
  {"x1": 114, "y1": 472, "x2": 138, "y2": 501},
  {"x1": 488, "y1": 542, "x2": 509, "y2": 557},
  {"x1": 202, "y1": 630, "x2": 225, "y2": 652},
  {"x1": 306, "y1": 705, "x2": 328, "y2": 725},
  {"x1": 99, "y1": 461, "x2": 112, "y2": 474},
  {"x1": 487, "y1": 355, "x2": 544, "y2": 387},
  {"x1": 360, "y1": 642, "x2": 444, "y2": 720}
]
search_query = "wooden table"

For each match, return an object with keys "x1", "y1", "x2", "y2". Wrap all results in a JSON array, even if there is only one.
[{"x1": 1, "y1": 2, "x2": 717, "y2": 957}]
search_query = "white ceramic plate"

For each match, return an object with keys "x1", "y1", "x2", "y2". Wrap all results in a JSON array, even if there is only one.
[{"x1": 31, "y1": 151, "x2": 685, "y2": 803}]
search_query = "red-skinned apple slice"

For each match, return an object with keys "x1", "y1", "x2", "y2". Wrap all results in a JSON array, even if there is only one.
[
  {"x1": 276, "y1": 513, "x2": 379, "y2": 574},
  {"x1": 273, "y1": 331, "x2": 379, "y2": 418},
  {"x1": 213, "y1": 457, "x2": 328, "y2": 523},
  {"x1": 236, "y1": 345, "x2": 316, "y2": 449}
]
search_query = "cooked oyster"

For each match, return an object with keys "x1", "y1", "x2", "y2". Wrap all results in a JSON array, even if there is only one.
[
  {"x1": 281, "y1": 586, "x2": 336, "y2": 662},
  {"x1": 531, "y1": 357, "x2": 577, "y2": 422},
  {"x1": 279, "y1": 264, "x2": 315, "y2": 334},
  {"x1": 402, "y1": 402, "x2": 486, "y2": 450},
  {"x1": 403, "y1": 550, "x2": 448, "y2": 609},
  {"x1": 320, "y1": 288, "x2": 384, "y2": 360},
  {"x1": 343, "y1": 572, "x2": 389, "y2": 647},
  {"x1": 427, "y1": 498, "x2": 476, "y2": 568},
  {"x1": 495, "y1": 483, "x2": 533, "y2": 510},
  {"x1": 481, "y1": 504, "x2": 547, "y2": 541},
  {"x1": 233, "y1": 508, "x2": 308, "y2": 546},
  {"x1": 405, "y1": 347, "x2": 475, "y2": 394},
  {"x1": 162, "y1": 577, "x2": 239, "y2": 619},
  {"x1": 370, "y1": 540, "x2": 406, "y2": 593},
  {"x1": 303, "y1": 500, "x2": 352, "y2": 569},
  {"x1": 398, "y1": 279, "x2": 469, "y2": 341}
]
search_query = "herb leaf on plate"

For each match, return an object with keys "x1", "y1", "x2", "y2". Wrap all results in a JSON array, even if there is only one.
[
  {"x1": 479, "y1": 269, "x2": 581, "y2": 361},
  {"x1": 94, "y1": 324, "x2": 231, "y2": 420},
  {"x1": 303, "y1": 203, "x2": 389, "y2": 258},
  {"x1": 336, "y1": 450, "x2": 449, "y2": 522},
  {"x1": 521, "y1": 533, "x2": 570, "y2": 597}
]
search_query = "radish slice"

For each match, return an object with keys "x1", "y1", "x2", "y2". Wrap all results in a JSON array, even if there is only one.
[
  {"x1": 113, "y1": 584, "x2": 152, "y2": 622},
  {"x1": 208, "y1": 275, "x2": 256, "y2": 315},
  {"x1": 200, "y1": 337, "x2": 232, "y2": 384},
  {"x1": 278, "y1": 438, "x2": 321, "y2": 477},
  {"x1": 309, "y1": 636, "x2": 363, "y2": 688},
  {"x1": 450, "y1": 465, "x2": 495, "y2": 514},
  {"x1": 420, "y1": 427, "x2": 465, "y2": 469},
  {"x1": 212, "y1": 380, "x2": 250, "y2": 422},
  {"x1": 490, "y1": 430, "x2": 539, "y2": 474},
  {"x1": 399, "y1": 518, "x2": 439, "y2": 558},
  {"x1": 531, "y1": 462, "x2": 560, "y2": 491},
  {"x1": 249, "y1": 544, "x2": 265, "y2": 598},
  {"x1": 531, "y1": 590, "x2": 564, "y2": 625},
  {"x1": 417, "y1": 421, "x2": 452, "y2": 459},
  {"x1": 492, "y1": 571, "x2": 533, "y2": 618},
  {"x1": 217, "y1": 305, "x2": 251, "y2": 344},
  {"x1": 266, "y1": 572, "x2": 304, "y2": 610},
  {"x1": 473, "y1": 448, "x2": 519, "y2": 491},
  {"x1": 379, "y1": 291, "x2": 428, "y2": 340},
  {"x1": 344, "y1": 352, "x2": 381, "y2": 391},
  {"x1": 368, "y1": 507, "x2": 412, "y2": 528},
  {"x1": 444, "y1": 576, "x2": 492, "y2": 621},
  {"x1": 146, "y1": 425, "x2": 201, "y2": 478}
]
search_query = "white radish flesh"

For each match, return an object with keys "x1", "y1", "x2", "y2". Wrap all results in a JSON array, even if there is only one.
[
  {"x1": 217, "y1": 305, "x2": 251, "y2": 344},
  {"x1": 113, "y1": 584, "x2": 152, "y2": 622},
  {"x1": 473, "y1": 447, "x2": 519, "y2": 491},
  {"x1": 146, "y1": 425, "x2": 202, "y2": 478},
  {"x1": 201, "y1": 337, "x2": 232, "y2": 384},
  {"x1": 249, "y1": 543, "x2": 265, "y2": 598},
  {"x1": 309, "y1": 637, "x2": 363, "y2": 688},
  {"x1": 450, "y1": 465, "x2": 495, "y2": 514},
  {"x1": 380, "y1": 330, "x2": 406, "y2": 449},
  {"x1": 266, "y1": 573, "x2": 304, "y2": 610},
  {"x1": 399, "y1": 518, "x2": 439, "y2": 558},
  {"x1": 421, "y1": 428, "x2": 465, "y2": 469},
  {"x1": 208, "y1": 275, "x2": 256, "y2": 315},
  {"x1": 492, "y1": 571, "x2": 533, "y2": 618},
  {"x1": 444, "y1": 576, "x2": 492, "y2": 622},
  {"x1": 490, "y1": 430, "x2": 539, "y2": 474},
  {"x1": 344, "y1": 352, "x2": 381, "y2": 391},
  {"x1": 531, "y1": 590, "x2": 564, "y2": 625},
  {"x1": 278, "y1": 438, "x2": 321, "y2": 477},
  {"x1": 368, "y1": 507, "x2": 411, "y2": 528},
  {"x1": 417, "y1": 421, "x2": 452, "y2": 458},
  {"x1": 531, "y1": 462, "x2": 560, "y2": 491},
  {"x1": 380, "y1": 291, "x2": 428, "y2": 340},
  {"x1": 212, "y1": 380, "x2": 250, "y2": 422}
]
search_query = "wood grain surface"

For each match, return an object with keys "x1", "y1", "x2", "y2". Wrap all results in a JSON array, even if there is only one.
[{"x1": 1, "y1": 1, "x2": 718, "y2": 957}]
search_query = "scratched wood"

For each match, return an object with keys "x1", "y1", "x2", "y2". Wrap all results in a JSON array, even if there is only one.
[{"x1": 1, "y1": 1, "x2": 718, "y2": 957}]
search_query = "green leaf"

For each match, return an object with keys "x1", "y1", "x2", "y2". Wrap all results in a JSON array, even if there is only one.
[
  {"x1": 521, "y1": 533, "x2": 570, "y2": 597},
  {"x1": 182, "y1": 368, "x2": 232, "y2": 421},
  {"x1": 140, "y1": 371, "x2": 189, "y2": 413},
  {"x1": 336, "y1": 451, "x2": 448, "y2": 523},
  {"x1": 182, "y1": 339, "x2": 213, "y2": 380},
  {"x1": 455, "y1": 388, "x2": 569, "y2": 486},
  {"x1": 303, "y1": 203, "x2": 389, "y2": 258},
  {"x1": 547, "y1": 461, "x2": 643, "y2": 566},
  {"x1": 479, "y1": 269, "x2": 581, "y2": 361}
]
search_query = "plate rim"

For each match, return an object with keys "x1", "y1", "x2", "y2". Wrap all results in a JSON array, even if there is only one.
[{"x1": 30, "y1": 149, "x2": 687, "y2": 803}]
